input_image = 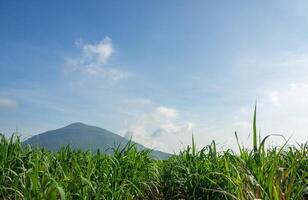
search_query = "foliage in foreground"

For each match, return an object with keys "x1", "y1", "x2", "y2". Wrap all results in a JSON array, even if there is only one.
[
  {"x1": 161, "y1": 106, "x2": 308, "y2": 200},
  {"x1": 1, "y1": 134, "x2": 307, "y2": 200},
  {"x1": 0, "y1": 108, "x2": 307, "y2": 199},
  {"x1": 162, "y1": 140, "x2": 307, "y2": 200},
  {"x1": 0, "y1": 136, "x2": 160, "y2": 200}
]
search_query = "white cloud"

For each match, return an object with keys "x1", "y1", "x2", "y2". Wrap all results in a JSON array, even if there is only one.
[
  {"x1": 0, "y1": 97, "x2": 17, "y2": 109},
  {"x1": 155, "y1": 106, "x2": 178, "y2": 119},
  {"x1": 266, "y1": 82, "x2": 308, "y2": 112},
  {"x1": 82, "y1": 37, "x2": 114, "y2": 64},
  {"x1": 121, "y1": 106, "x2": 194, "y2": 151},
  {"x1": 65, "y1": 37, "x2": 130, "y2": 82}
]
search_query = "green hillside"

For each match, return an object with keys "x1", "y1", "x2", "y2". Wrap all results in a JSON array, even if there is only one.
[{"x1": 23, "y1": 122, "x2": 171, "y2": 159}]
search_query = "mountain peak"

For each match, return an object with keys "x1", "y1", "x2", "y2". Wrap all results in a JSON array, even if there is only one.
[
  {"x1": 23, "y1": 123, "x2": 172, "y2": 159},
  {"x1": 66, "y1": 122, "x2": 88, "y2": 127}
]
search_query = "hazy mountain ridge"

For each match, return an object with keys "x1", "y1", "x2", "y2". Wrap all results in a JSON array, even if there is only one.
[{"x1": 23, "y1": 122, "x2": 171, "y2": 159}]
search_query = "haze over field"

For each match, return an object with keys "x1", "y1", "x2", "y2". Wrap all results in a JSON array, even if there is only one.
[{"x1": 1, "y1": 1, "x2": 308, "y2": 153}]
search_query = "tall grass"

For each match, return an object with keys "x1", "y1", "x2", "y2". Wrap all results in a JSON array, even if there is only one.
[
  {"x1": 162, "y1": 107, "x2": 308, "y2": 200},
  {"x1": 161, "y1": 139, "x2": 307, "y2": 199},
  {"x1": 0, "y1": 136, "x2": 161, "y2": 199},
  {"x1": 0, "y1": 109, "x2": 307, "y2": 199}
]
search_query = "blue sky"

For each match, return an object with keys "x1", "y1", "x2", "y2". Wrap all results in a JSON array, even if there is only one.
[{"x1": 1, "y1": 0, "x2": 308, "y2": 152}]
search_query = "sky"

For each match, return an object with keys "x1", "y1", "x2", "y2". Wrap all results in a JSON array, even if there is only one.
[{"x1": 1, "y1": 0, "x2": 308, "y2": 153}]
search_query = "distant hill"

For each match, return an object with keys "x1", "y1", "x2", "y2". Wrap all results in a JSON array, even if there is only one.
[{"x1": 23, "y1": 122, "x2": 171, "y2": 159}]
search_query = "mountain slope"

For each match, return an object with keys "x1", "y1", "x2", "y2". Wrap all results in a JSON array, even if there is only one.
[{"x1": 23, "y1": 122, "x2": 171, "y2": 159}]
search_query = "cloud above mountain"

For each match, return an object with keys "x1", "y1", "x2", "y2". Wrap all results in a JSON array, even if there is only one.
[{"x1": 122, "y1": 105, "x2": 194, "y2": 151}]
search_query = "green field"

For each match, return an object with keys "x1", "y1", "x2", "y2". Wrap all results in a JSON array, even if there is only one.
[
  {"x1": 1, "y1": 110, "x2": 307, "y2": 199},
  {"x1": 1, "y1": 136, "x2": 307, "y2": 200}
]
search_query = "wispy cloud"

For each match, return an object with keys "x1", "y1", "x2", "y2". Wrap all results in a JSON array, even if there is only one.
[
  {"x1": 65, "y1": 37, "x2": 130, "y2": 82},
  {"x1": 234, "y1": 51, "x2": 308, "y2": 84},
  {"x1": 0, "y1": 97, "x2": 17, "y2": 109}
]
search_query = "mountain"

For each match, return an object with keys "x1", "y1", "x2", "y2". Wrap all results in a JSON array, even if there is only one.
[{"x1": 22, "y1": 122, "x2": 171, "y2": 159}]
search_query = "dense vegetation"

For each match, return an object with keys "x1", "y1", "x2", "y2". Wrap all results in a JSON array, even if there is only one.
[
  {"x1": 1, "y1": 110, "x2": 307, "y2": 199},
  {"x1": 0, "y1": 134, "x2": 307, "y2": 200}
]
